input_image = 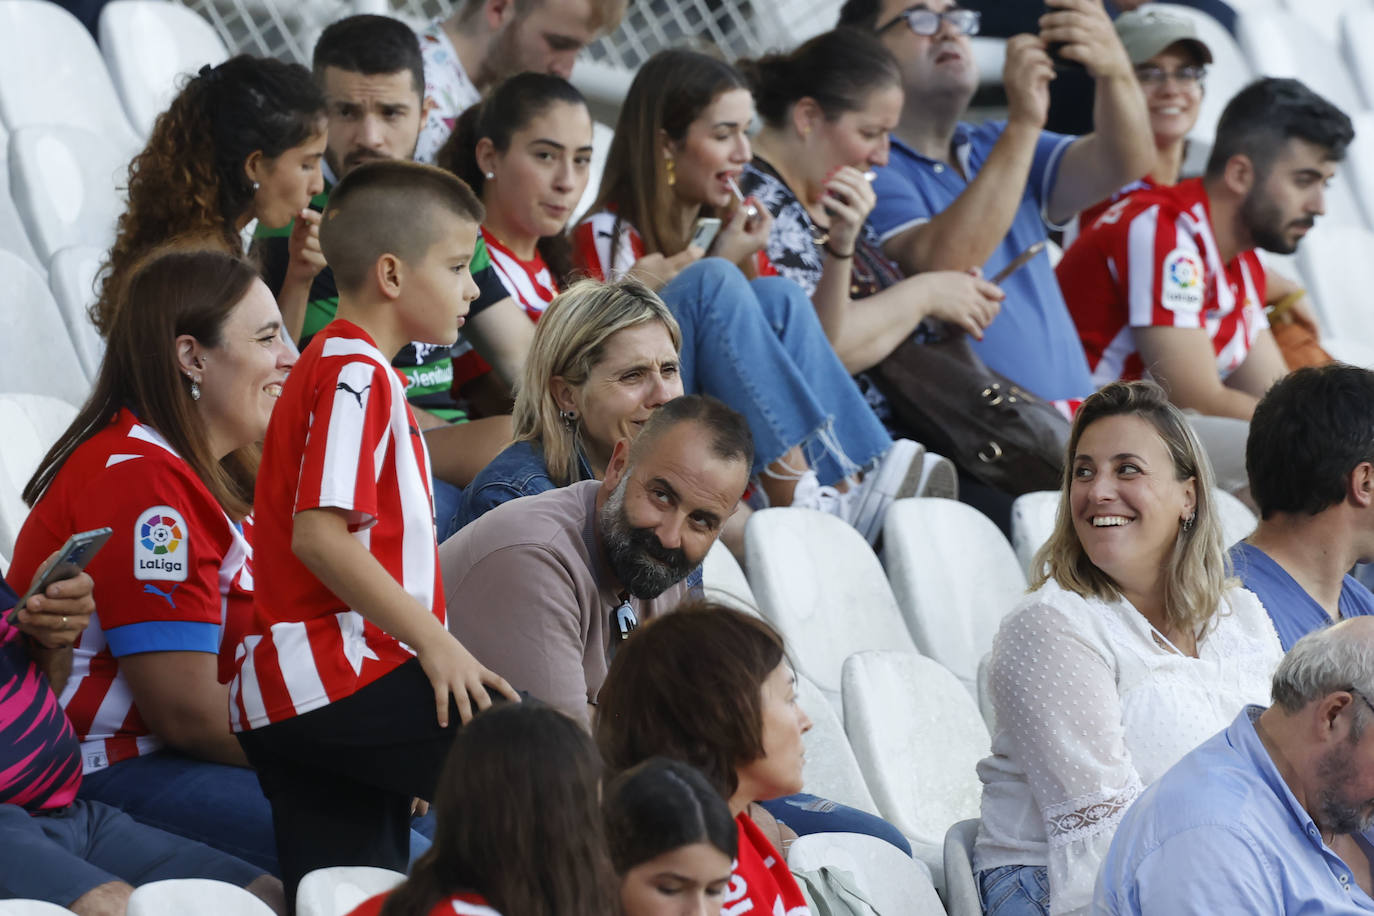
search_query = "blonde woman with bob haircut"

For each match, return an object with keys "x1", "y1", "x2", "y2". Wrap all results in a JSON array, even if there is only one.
[
  {"x1": 971, "y1": 380, "x2": 1282, "y2": 916},
  {"x1": 455, "y1": 278, "x2": 684, "y2": 529}
]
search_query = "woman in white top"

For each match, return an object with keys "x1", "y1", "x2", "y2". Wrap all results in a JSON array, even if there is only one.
[{"x1": 974, "y1": 380, "x2": 1282, "y2": 916}]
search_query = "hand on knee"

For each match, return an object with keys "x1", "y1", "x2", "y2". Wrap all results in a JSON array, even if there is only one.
[{"x1": 69, "y1": 880, "x2": 134, "y2": 916}]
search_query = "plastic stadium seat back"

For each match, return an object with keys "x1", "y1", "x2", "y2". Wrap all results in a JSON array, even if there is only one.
[
  {"x1": 9, "y1": 125, "x2": 134, "y2": 263},
  {"x1": 126, "y1": 879, "x2": 275, "y2": 916},
  {"x1": 701, "y1": 540, "x2": 761, "y2": 618},
  {"x1": 744, "y1": 507, "x2": 916, "y2": 711},
  {"x1": 1010, "y1": 490, "x2": 1059, "y2": 580},
  {"x1": 47, "y1": 245, "x2": 107, "y2": 379},
  {"x1": 842, "y1": 650, "x2": 990, "y2": 884},
  {"x1": 883, "y1": 498, "x2": 1027, "y2": 696},
  {"x1": 795, "y1": 671, "x2": 878, "y2": 815},
  {"x1": 942, "y1": 818, "x2": 983, "y2": 916},
  {"x1": 0, "y1": 0, "x2": 139, "y2": 145},
  {"x1": 0, "y1": 250, "x2": 92, "y2": 405},
  {"x1": 296, "y1": 866, "x2": 407, "y2": 916},
  {"x1": 0, "y1": 393, "x2": 80, "y2": 558},
  {"x1": 788, "y1": 831, "x2": 946, "y2": 914},
  {"x1": 99, "y1": 1, "x2": 230, "y2": 138},
  {"x1": 1298, "y1": 224, "x2": 1374, "y2": 342}
]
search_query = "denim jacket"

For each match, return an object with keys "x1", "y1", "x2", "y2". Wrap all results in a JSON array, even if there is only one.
[{"x1": 455, "y1": 438, "x2": 703, "y2": 593}]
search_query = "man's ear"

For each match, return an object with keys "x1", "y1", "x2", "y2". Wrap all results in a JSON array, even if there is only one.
[
  {"x1": 485, "y1": 0, "x2": 516, "y2": 30},
  {"x1": 603, "y1": 438, "x2": 632, "y2": 490},
  {"x1": 1222, "y1": 153, "x2": 1256, "y2": 198},
  {"x1": 1350, "y1": 462, "x2": 1374, "y2": 509},
  {"x1": 375, "y1": 253, "x2": 404, "y2": 301}
]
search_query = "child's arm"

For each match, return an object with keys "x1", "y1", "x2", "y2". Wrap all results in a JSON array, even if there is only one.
[{"x1": 292, "y1": 507, "x2": 517, "y2": 726}]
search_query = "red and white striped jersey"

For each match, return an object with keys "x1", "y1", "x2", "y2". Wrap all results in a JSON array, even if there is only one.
[
  {"x1": 571, "y1": 209, "x2": 777, "y2": 281},
  {"x1": 6, "y1": 409, "x2": 251, "y2": 773},
  {"x1": 1057, "y1": 178, "x2": 1268, "y2": 386},
  {"x1": 229, "y1": 320, "x2": 442, "y2": 731},
  {"x1": 452, "y1": 228, "x2": 557, "y2": 390}
]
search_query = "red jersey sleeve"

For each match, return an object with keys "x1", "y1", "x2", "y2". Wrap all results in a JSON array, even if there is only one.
[{"x1": 294, "y1": 358, "x2": 396, "y2": 529}]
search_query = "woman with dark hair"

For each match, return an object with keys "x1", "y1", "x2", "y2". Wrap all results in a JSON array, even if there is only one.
[
  {"x1": 573, "y1": 49, "x2": 940, "y2": 545},
  {"x1": 93, "y1": 55, "x2": 327, "y2": 340},
  {"x1": 604, "y1": 758, "x2": 737, "y2": 916},
  {"x1": 738, "y1": 28, "x2": 1003, "y2": 374},
  {"x1": 346, "y1": 702, "x2": 617, "y2": 916},
  {"x1": 8, "y1": 248, "x2": 296, "y2": 873},
  {"x1": 973, "y1": 380, "x2": 1282, "y2": 915}
]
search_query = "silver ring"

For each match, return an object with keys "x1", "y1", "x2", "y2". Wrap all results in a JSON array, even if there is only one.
[{"x1": 61, "y1": 616, "x2": 68, "y2": 627}]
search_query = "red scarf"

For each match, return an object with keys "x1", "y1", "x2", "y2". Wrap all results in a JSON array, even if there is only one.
[{"x1": 724, "y1": 813, "x2": 811, "y2": 915}]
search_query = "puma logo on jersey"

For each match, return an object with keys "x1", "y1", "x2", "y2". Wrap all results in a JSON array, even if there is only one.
[
  {"x1": 336, "y1": 381, "x2": 371, "y2": 407},
  {"x1": 143, "y1": 583, "x2": 180, "y2": 608}
]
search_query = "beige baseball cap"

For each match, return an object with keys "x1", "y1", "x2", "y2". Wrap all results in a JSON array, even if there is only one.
[{"x1": 1115, "y1": 10, "x2": 1213, "y2": 66}]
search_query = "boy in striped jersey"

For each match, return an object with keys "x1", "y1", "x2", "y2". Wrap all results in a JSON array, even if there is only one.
[{"x1": 230, "y1": 160, "x2": 517, "y2": 907}]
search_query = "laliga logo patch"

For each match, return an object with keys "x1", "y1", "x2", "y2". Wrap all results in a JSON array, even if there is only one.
[
  {"x1": 1161, "y1": 248, "x2": 1204, "y2": 313},
  {"x1": 134, "y1": 506, "x2": 189, "y2": 582}
]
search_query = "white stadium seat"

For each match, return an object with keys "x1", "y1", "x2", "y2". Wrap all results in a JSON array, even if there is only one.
[
  {"x1": 744, "y1": 507, "x2": 918, "y2": 715},
  {"x1": 1342, "y1": 9, "x2": 1374, "y2": 109},
  {"x1": 842, "y1": 650, "x2": 989, "y2": 888},
  {"x1": 700, "y1": 540, "x2": 760, "y2": 617},
  {"x1": 1141, "y1": 4, "x2": 1253, "y2": 144},
  {"x1": 1298, "y1": 224, "x2": 1374, "y2": 342},
  {"x1": 0, "y1": 250, "x2": 94, "y2": 406},
  {"x1": 296, "y1": 866, "x2": 406, "y2": 916},
  {"x1": 942, "y1": 819, "x2": 983, "y2": 916},
  {"x1": 99, "y1": 0, "x2": 231, "y2": 138},
  {"x1": 48, "y1": 245, "x2": 108, "y2": 380},
  {"x1": 0, "y1": 0, "x2": 140, "y2": 147},
  {"x1": 1010, "y1": 489, "x2": 1059, "y2": 579},
  {"x1": 1214, "y1": 488, "x2": 1258, "y2": 546},
  {"x1": 1344, "y1": 115, "x2": 1374, "y2": 232},
  {"x1": 1277, "y1": 0, "x2": 1368, "y2": 48},
  {"x1": 127, "y1": 879, "x2": 275, "y2": 916},
  {"x1": 795, "y1": 672, "x2": 878, "y2": 815},
  {"x1": 0, "y1": 122, "x2": 46, "y2": 278},
  {"x1": 1237, "y1": 11, "x2": 1364, "y2": 119},
  {"x1": 787, "y1": 832, "x2": 946, "y2": 915},
  {"x1": 0, "y1": 393, "x2": 80, "y2": 558},
  {"x1": 9, "y1": 125, "x2": 132, "y2": 263},
  {"x1": 882, "y1": 498, "x2": 1027, "y2": 697},
  {"x1": 0, "y1": 902, "x2": 78, "y2": 915}
]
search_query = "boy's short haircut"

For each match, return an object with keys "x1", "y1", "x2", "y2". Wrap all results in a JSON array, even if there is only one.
[{"x1": 320, "y1": 160, "x2": 485, "y2": 293}]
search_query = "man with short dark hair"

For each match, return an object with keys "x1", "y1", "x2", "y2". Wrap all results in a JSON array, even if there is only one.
[
  {"x1": 413, "y1": 0, "x2": 627, "y2": 162},
  {"x1": 440, "y1": 394, "x2": 752, "y2": 724},
  {"x1": 1097, "y1": 616, "x2": 1374, "y2": 913},
  {"x1": 1230, "y1": 364, "x2": 1374, "y2": 649},
  {"x1": 837, "y1": 0, "x2": 1153, "y2": 405},
  {"x1": 1058, "y1": 78, "x2": 1354, "y2": 419}
]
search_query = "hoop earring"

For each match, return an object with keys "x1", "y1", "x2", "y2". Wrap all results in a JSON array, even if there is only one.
[
  {"x1": 560, "y1": 409, "x2": 577, "y2": 429},
  {"x1": 664, "y1": 157, "x2": 676, "y2": 188}
]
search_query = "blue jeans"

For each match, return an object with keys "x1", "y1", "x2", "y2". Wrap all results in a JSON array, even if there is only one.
[
  {"x1": 759, "y1": 793, "x2": 911, "y2": 855},
  {"x1": 660, "y1": 259, "x2": 892, "y2": 485},
  {"x1": 979, "y1": 865, "x2": 1051, "y2": 916},
  {"x1": 433, "y1": 477, "x2": 463, "y2": 543},
  {"x1": 78, "y1": 750, "x2": 433, "y2": 878}
]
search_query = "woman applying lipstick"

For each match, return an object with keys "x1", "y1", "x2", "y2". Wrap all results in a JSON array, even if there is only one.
[
  {"x1": 740, "y1": 27, "x2": 1005, "y2": 376},
  {"x1": 971, "y1": 380, "x2": 1281, "y2": 916}
]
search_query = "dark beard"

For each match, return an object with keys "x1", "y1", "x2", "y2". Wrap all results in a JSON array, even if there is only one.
[
  {"x1": 1316, "y1": 740, "x2": 1374, "y2": 835},
  {"x1": 599, "y1": 476, "x2": 692, "y2": 599},
  {"x1": 1241, "y1": 189, "x2": 1313, "y2": 255}
]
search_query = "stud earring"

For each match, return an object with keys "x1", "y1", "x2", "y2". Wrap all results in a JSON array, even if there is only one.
[
  {"x1": 251, "y1": 181, "x2": 260, "y2": 191},
  {"x1": 559, "y1": 409, "x2": 577, "y2": 428},
  {"x1": 484, "y1": 171, "x2": 495, "y2": 180},
  {"x1": 664, "y1": 157, "x2": 676, "y2": 187}
]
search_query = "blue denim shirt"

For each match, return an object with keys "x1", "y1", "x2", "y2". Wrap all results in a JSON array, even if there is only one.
[
  {"x1": 456, "y1": 438, "x2": 703, "y2": 592},
  {"x1": 1095, "y1": 705, "x2": 1374, "y2": 914},
  {"x1": 867, "y1": 122, "x2": 1094, "y2": 402},
  {"x1": 1231, "y1": 542, "x2": 1374, "y2": 650}
]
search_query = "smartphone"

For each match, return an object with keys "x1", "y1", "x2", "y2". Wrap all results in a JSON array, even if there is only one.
[
  {"x1": 991, "y1": 241, "x2": 1047, "y2": 285},
  {"x1": 1042, "y1": 2, "x2": 1086, "y2": 71},
  {"x1": 689, "y1": 217, "x2": 722, "y2": 252},
  {"x1": 7, "y1": 527, "x2": 112, "y2": 625}
]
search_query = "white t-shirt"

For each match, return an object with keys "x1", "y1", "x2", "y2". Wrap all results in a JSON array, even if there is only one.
[
  {"x1": 973, "y1": 578, "x2": 1282, "y2": 915},
  {"x1": 414, "y1": 19, "x2": 480, "y2": 164}
]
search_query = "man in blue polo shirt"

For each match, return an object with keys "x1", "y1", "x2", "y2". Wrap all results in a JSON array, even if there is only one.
[
  {"x1": 1096, "y1": 617, "x2": 1374, "y2": 914},
  {"x1": 837, "y1": 0, "x2": 1153, "y2": 403},
  {"x1": 1230, "y1": 364, "x2": 1374, "y2": 650}
]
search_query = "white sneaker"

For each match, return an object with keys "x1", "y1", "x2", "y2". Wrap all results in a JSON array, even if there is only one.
[
  {"x1": 790, "y1": 469, "x2": 850, "y2": 519},
  {"x1": 916, "y1": 451, "x2": 959, "y2": 500},
  {"x1": 842, "y1": 439, "x2": 926, "y2": 545}
]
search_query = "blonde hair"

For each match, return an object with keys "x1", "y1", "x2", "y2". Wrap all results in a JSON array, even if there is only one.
[
  {"x1": 1031, "y1": 381, "x2": 1231, "y2": 636},
  {"x1": 512, "y1": 278, "x2": 682, "y2": 485}
]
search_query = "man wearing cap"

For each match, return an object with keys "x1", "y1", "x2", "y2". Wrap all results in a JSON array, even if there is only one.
[{"x1": 1056, "y1": 76, "x2": 1353, "y2": 420}]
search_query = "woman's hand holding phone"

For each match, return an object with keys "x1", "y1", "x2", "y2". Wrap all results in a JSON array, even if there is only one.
[{"x1": 12, "y1": 559, "x2": 96, "y2": 649}]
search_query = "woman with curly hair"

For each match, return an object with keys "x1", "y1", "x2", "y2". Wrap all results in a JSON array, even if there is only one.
[{"x1": 92, "y1": 55, "x2": 327, "y2": 338}]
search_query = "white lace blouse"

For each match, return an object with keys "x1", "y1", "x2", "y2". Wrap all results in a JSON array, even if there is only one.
[{"x1": 971, "y1": 579, "x2": 1282, "y2": 915}]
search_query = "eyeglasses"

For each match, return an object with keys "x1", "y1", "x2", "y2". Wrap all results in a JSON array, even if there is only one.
[
  {"x1": 1134, "y1": 65, "x2": 1207, "y2": 88},
  {"x1": 876, "y1": 6, "x2": 981, "y2": 37}
]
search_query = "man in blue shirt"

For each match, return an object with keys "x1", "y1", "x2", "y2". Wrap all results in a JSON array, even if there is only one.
[
  {"x1": 836, "y1": 0, "x2": 1154, "y2": 403},
  {"x1": 1231, "y1": 364, "x2": 1374, "y2": 650},
  {"x1": 1096, "y1": 616, "x2": 1374, "y2": 913}
]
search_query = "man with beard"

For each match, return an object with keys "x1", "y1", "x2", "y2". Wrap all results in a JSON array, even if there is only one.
[
  {"x1": 412, "y1": 0, "x2": 626, "y2": 163},
  {"x1": 438, "y1": 395, "x2": 752, "y2": 724},
  {"x1": 257, "y1": 14, "x2": 534, "y2": 538},
  {"x1": 1096, "y1": 616, "x2": 1374, "y2": 913},
  {"x1": 1058, "y1": 78, "x2": 1353, "y2": 420}
]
